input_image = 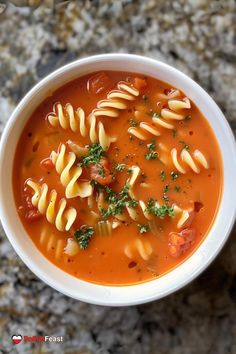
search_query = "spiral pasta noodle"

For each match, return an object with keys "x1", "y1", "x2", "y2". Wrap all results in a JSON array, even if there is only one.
[
  {"x1": 126, "y1": 165, "x2": 141, "y2": 199},
  {"x1": 128, "y1": 92, "x2": 191, "y2": 140},
  {"x1": 172, "y1": 205, "x2": 194, "y2": 229},
  {"x1": 171, "y1": 148, "x2": 209, "y2": 174},
  {"x1": 51, "y1": 144, "x2": 93, "y2": 198},
  {"x1": 27, "y1": 180, "x2": 77, "y2": 232},
  {"x1": 39, "y1": 226, "x2": 67, "y2": 259},
  {"x1": 47, "y1": 103, "x2": 115, "y2": 151},
  {"x1": 92, "y1": 81, "x2": 139, "y2": 118},
  {"x1": 124, "y1": 239, "x2": 153, "y2": 261}
]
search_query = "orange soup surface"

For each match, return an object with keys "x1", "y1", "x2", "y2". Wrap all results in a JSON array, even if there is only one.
[{"x1": 13, "y1": 71, "x2": 223, "y2": 285}]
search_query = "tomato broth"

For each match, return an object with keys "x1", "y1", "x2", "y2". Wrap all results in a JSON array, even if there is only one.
[{"x1": 13, "y1": 71, "x2": 223, "y2": 285}]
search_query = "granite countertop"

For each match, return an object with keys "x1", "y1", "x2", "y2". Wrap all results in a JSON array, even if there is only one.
[{"x1": 0, "y1": 1, "x2": 236, "y2": 353}]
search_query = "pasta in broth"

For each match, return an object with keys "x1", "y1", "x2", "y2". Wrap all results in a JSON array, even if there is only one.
[{"x1": 13, "y1": 71, "x2": 222, "y2": 285}]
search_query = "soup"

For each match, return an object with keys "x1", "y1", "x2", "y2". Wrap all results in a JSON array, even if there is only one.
[{"x1": 13, "y1": 71, "x2": 222, "y2": 285}]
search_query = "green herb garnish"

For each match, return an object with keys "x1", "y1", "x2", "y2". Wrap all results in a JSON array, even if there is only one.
[
  {"x1": 145, "y1": 141, "x2": 158, "y2": 160},
  {"x1": 163, "y1": 184, "x2": 170, "y2": 193},
  {"x1": 146, "y1": 198, "x2": 174, "y2": 218},
  {"x1": 74, "y1": 226, "x2": 94, "y2": 250},
  {"x1": 98, "y1": 166, "x2": 105, "y2": 177},
  {"x1": 142, "y1": 95, "x2": 148, "y2": 102},
  {"x1": 160, "y1": 170, "x2": 166, "y2": 181},
  {"x1": 80, "y1": 143, "x2": 104, "y2": 166},
  {"x1": 170, "y1": 171, "x2": 179, "y2": 181},
  {"x1": 152, "y1": 112, "x2": 161, "y2": 118},
  {"x1": 127, "y1": 199, "x2": 139, "y2": 208},
  {"x1": 101, "y1": 183, "x2": 136, "y2": 218},
  {"x1": 172, "y1": 129, "x2": 177, "y2": 138},
  {"x1": 138, "y1": 223, "x2": 150, "y2": 234},
  {"x1": 115, "y1": 163, "x2": 126, "y2": 172},
  {"x1": 128, "y1": 119, "x2": 139, "y2": 127},
  {"x1": 174, "y1": 186, "x2": 181, "y2": 192},
  {"x1": 179, "y1": 141, "x2": 190, "y2": 151}
]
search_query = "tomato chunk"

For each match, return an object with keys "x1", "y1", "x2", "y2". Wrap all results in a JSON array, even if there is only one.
[
  {"x1": 21, "y1": 189, "x2": 43, "y2": 222},
  {"x1": 90, "y1": 158, "x2": 113, "y2": 185},
  {"x1": 40, "y1": 157, "x2": 54, "y2": 170},
  {"x1": 133, "y1": 77, "x2": 147, "y2": 90},
  {"x1": 168, "y1": 228, "x2": 196, "y2": 258},
  {"x1": 87, "y1": 72, "x2": 112, "y2": 95}
]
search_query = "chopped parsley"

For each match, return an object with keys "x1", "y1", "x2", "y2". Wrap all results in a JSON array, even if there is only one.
[
  {"x1": 170, "y1": 171, "x2": 179, "y2": 181},
  {"x1": 80, "y1": 143, "x2": 105, "y2": 166},
  {"x1": 179, "y1": 140, "x2": 190, "y2": 151},
  {"x1": 146, "y1": 198, "x2": 175, "y2": 218},
  {"x1": 160, "y1": 170, "x2": 166, "y2": 181},
  {"x1": 163, "y1": 184, "x2": 170, "y2": 202},
  {"x1": 152, "y1": 112, "x2": 161, "y2": 118},
  {"x1": 98, "y1": 166, "x2": 105, "y2": 177},
  {"x1": 115, "y1": 163, "x2": 126, "y2": 172},
  {"x1": 172, "y1": 129, "x2": 177, "y2": 138},
  {"x1": 145, "y1": 142, "x2": 158, "y2": 160},
  {"x1": 100, "y1": 183, "x2": 137, "y2": 218},
  {"x1": 74, "y1": 226, "x2": 94, "y2": 250},
  {"x1": 142, "y1": 94, "x2": 148, "y2": 102},
  {"x1": 128, "y1": 119, "x2": 139, "y2": 127},
  {"x1": 127, "y1": 168, "x2": 132, "y2": 175},
  {"x1": 127, "y1": 199, "x2": 139, "y2": 208},
  {"x1": 163, "y1": 184, "x2": 170, "y2": 193},
  {"x1": 174, "y1": 185, "x2": 181, "y2": 192},
  {"x1": 138, "y1": 223, "x2": 150, "y2": 234}
]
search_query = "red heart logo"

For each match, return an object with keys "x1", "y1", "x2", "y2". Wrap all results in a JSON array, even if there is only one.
[{"x1": 11, "y1": 335, "x2": 23, "y2": 345}]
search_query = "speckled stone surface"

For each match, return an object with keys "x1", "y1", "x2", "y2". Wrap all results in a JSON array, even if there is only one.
[{"x1": 0, "y1": 1, "x2": 236, "y2": 353}]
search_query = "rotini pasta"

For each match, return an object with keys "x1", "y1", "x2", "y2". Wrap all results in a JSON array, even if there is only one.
[
  {"x1": 171, "y1": 148, "x2": 209, "y2": 174},
  {"x1": 128, "y1": 91, "x2": 191, "y2": 140},
  {"x1": 64, "y1": 238, "x2": 80, "y2": 256},
  {"x1": 173, "y1": 205, "x2": 195, "y2": 229},
  {"x1": 39, "y1": 226, "x2": 67, "y2": 259},
  {"x1": 126, "y1": 165, "x2": 140, "y2": 199},
  {"x1": 47, "y1": 103, "x2": 115, "y2": 151},
  {"x1": 124, "y1": 239, "x2": 153, "y2": 261},
  {"x1": 27, "y1": 180, "x2": 77, "y2": 231},
  {"x1": 51, "y1": 143, "x2": 93, "y2": 198},
  {"x1": 92, "y1": 81, "x2": 139, "y2": 118}
]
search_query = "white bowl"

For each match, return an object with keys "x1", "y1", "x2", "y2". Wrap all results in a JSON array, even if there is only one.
[{"x1": 1, "y1": 54, "x2": 236, "y2": 306}]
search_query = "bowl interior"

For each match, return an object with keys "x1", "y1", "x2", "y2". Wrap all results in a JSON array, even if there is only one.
[{"x1": 1, "y1": 54, "x2": 236, "y2": 306}]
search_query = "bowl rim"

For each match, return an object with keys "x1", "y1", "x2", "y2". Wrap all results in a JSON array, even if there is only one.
[{"x1": 1, "y1": 53, "x2": 236, "y2": 306}]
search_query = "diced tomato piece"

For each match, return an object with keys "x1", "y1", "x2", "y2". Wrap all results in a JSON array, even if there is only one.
[
  {"x1": 168, "y1": 228, "x2": 196, "y2": 258},
  {"x1": 25, "y1": 209, "x2": 42, "y2": 222},
  {"x1": 168, "y1": 244, "x2": 182, "y2": 258},
  {"x1": 21, "y1": 188, "x2": 42, "y2": 222},
  {"x1": 194, "y1": 201, "x2": 203, "y2": 212},
  {"x1": 169, "y1": 233, "x2": 185, "y2": 246},
  {"x1": 87, "y1": 72, "x2": 112, "y2": 95},
  {"x1": 40, "y1": 157, "x2": 54, "y2": 170},
  {"x1": 90, "y1": 158, "x2": 113, "y2": 186},
  {"x1": 133, "y1": 77, "x2": 147, "y2": 90}
]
